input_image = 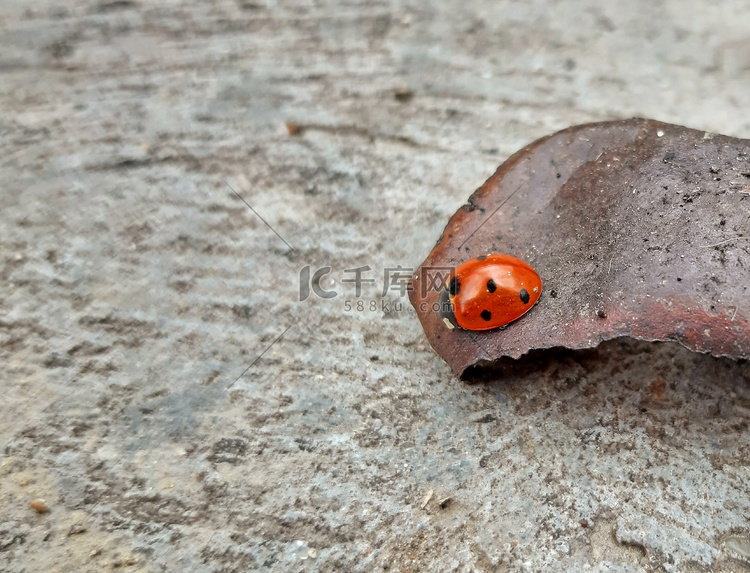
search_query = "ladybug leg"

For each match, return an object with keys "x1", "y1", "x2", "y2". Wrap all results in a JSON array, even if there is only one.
[{"x1": 438, "y1": 287, "x2": 459, "y2": 330}]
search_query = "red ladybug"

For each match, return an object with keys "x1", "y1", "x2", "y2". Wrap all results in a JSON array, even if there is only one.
[{"x1": 445, "y1": 254, "x2": 542, "y2": 331}]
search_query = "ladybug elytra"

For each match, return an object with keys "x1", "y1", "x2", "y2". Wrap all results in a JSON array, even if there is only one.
[{"x1": 445, "y1": 253, "x2": 542, "y2": 331}]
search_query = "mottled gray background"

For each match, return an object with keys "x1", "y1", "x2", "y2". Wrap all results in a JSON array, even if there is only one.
[{"x1": 2, "y1": 1, "x2": 750, "y2": 572}]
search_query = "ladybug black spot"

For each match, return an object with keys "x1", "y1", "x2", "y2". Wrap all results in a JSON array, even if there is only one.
[
  {"x1": 448, "y1": 277, "x2": 460, "y2": 296},
  {"x1": 481, "y1": 310, "x2": 492, "y2": 322},
  {"x1": 519, "y1": 289, "x2": 530, "y2": 304},
  {"x1": 487, "y1": 279, "x2": 497, "y2": 293}
]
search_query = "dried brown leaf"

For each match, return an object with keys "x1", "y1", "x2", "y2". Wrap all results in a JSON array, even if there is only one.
[{"x1": 410, "y1": 119, "x2": 750, "y2": 376}]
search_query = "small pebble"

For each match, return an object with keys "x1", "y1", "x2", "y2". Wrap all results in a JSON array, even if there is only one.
[
  {"x1": 726, "y1": 535, "x2": 750, "y2": 560},
  {"x1": 30, "y1": 498, "x2": 49, "y2": 513},
  {"x1": 68, "y1": 522, "x2": 87, "y2": 536},
  {"x1": 394, "y1": 87, "x2": 414, "y2": 102},
  {"x1": 285, "y1": 122, "x2": 301, "y2": 136}
]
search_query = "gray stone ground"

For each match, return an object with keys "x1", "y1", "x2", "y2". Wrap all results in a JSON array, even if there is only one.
[{"x1": 2, "y1": 1, "x2": 750, "y2": 571}]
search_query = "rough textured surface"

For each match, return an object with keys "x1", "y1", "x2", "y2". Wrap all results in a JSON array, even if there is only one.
[
  {"x1": 411, "y1": 119, "x2": 750, "y2": 376},
  {"x1": 2, "y1": 1, "x2": 750, "y2": 572}
]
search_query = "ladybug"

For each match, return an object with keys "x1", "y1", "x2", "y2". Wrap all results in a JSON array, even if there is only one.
[{"x1": 444, "y1": 253, "x2": 542, "y2": 331}]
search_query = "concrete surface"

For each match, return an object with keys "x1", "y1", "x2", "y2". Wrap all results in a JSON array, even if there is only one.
[{"x1": 2, "y1": 1, "x2": 750, "y2": 571}]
